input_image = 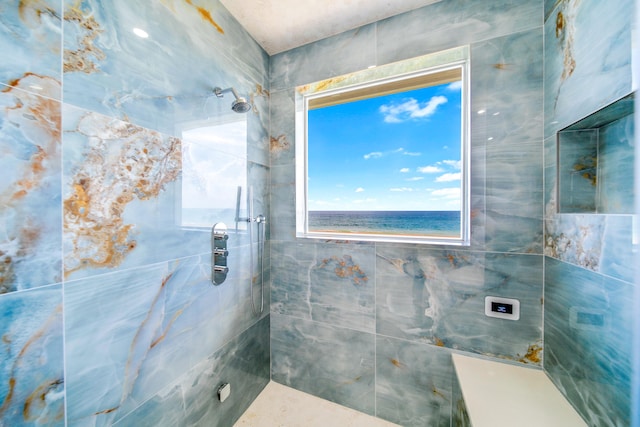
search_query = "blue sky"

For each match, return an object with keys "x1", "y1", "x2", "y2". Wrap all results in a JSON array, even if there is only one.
[{"x1": 307, "y1": 80, "x2": 462, "y2": 211}]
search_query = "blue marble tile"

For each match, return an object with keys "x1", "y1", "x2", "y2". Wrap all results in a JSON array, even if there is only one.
[
  {"x1": 376, "y1": 245, "x2": 543, "y2": 364},
  {"x1": 62, "y1": 105, "x2": 214, "y2": 280},
  {"x1": 469, "y1": 28, "x2": 544, "y2": 253},
  {"x1": 115, "y1": 316, "x2": 270, "y2": 427},
  {"x1": 557, "y1": 129, "x2": 598, "y2": 212},
  {"x1": 270, "y1": 313, "x2": 376, "y2": 415},
  {"x1": 63, "y1": 0, "x2": 267, "y2": 136},
  {"x1": 269, "y1": 165, "x2": 296, "y2": 242},
  {"x1": 376, "y1": 0, "x2": 542, "y2": 66},
  {"x1": 544, "y1": 213, "x2": 635, "y2": 283},
  {"x1": 270, "y1": 24, "x2": 377, "y2": 92},
  {"x1": 0, "y1": 0, "x2": 62, "y2": 99},
  {"x1": 544, "y1": 0, "x2": 633, "y2": 137},
  {"x1": 452, "y1": 365, "x2": 472, "y2": 427},
  {"x1": 555, "y1": 96, "x2": 635, "y2": 215},
  {"x1": 271, "y1": 240, "x2": 376, "y2": 332},
  {"x1": 544, "y1": 257, "x2": 633, "y2": 427},
  {"x1": 0, "y1": 285, "x2": 64, "y2": 426},
  {"x1": 376, "y1": 336, "x2": 453, "y2": 427},
  {"x1": 543, "y1": 134, "x2": 557, "y2": 209},
  {"x1": 64, "y1": 254, "x2": 257, "y2": 425},
  {"x1": 0, "y1": 84, "x2": 62, "y2": 293},
  {"x1": 597, "y1": 114, "x2": 634, "y2": 213},
  {"x1": 269, "y1": 89, "x2": 296, "y2": 167}
]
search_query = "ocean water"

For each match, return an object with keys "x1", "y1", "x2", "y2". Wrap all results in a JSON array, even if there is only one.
[{"x1": 309, "y1": 210, "x2": 460, "y2": 237}]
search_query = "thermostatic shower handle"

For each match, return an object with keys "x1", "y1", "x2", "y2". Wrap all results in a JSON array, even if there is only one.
[
  {"x1": 213, "y1": 265, "x2": 229, "y2": 274},
  {"x1": 211, "y1": 222, "x2": 229, "y2": 286}
]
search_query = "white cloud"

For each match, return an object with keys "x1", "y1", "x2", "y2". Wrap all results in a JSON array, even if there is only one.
[
  {"x1": 379, "y1": 95, "x2": 448, "y2": 123},
  {"x1": 417, "y1": 165, "x2": 444, "y2": 173},
  {"x1": 390, "y1": 187, "x2": 414, "y2": 192},
  {"x1": 364, "y1": 151, "x2": 383, "y2": 159},
  {"x1": 431, "y1": 188, "x2": 460, "y2": 198},
  {"x1": 406, "y1": 176, "x2": 424, "y2": 181},
  {"x1": 447, "y1": 81, "x2": 463, "y2": 91},
  {"x1": 355, "y1": 187, "x2": 365, "y2": 193},
  {"x1": 442, "y1": 159, "x2": 462, "y2": 170},
  {"x1": 399, "y1": 168, "x2": 410, "y2": 173},
  {"x1": 402, "y1": 151, "x2": 421, "y2": 156},
  {"x1": 435, "y1": 172, "x2": 461, "y2": 182}
]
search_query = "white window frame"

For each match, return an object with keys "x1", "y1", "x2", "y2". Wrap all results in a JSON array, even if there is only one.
[{"x1": 295, "y1": 46, "x2": 471, "y2": 246}]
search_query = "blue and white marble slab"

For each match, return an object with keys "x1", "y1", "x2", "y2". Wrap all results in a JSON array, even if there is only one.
[
  {"x1": 270, "y1": 24, "x2": 377, "y2": 92},
  {"x1": 0, "y1": 81, "x2": 62, "y2": 293},
  {"x1": 0, "y1": 285, "x2": 64, "y2": 426},
  {"x1": 376, "y1": 336, "x2": 453, "y2": 427},
  {"x1": 376, "y1": 0, "x2": 542, "y2": 66},
  {"x1": 270, "y1": 313, "x2": 376, "y2": 415},
  {"x1": 0, "y1": 0, "x2": 62, "y2": 99},
  {"x1": 64, "y1": 254, "x2": 256, "y2": 426},
  {"x1": 597, "y1": 114, "x2": 635, "y2": 214},
  {"x1": 269, "y1": 89, "x2": 296, "y2": 167},
  {"x1": 469, "y1": 28, "x2": 544, "y2": 254},
  {"x1": 63, "y1": 0, "x2": 267, "y2": 136},
  {"x1": 544, "y1": 257, "x2": 633, "y2": 427},
  {"x1": 115, "y1": 316, "x2": 270, "y2": 427},
  {"x1": 62, "y1": 105, "x2": 216, "y2": 280},
  {"x1": 376, "y1": 245, "x2": 543, "y2": 365},
  {"x1": 544, "y1": 0, "x2": 633, "y2": 138},
  {"x1": 271, "y1": 240, "x2": 376, "y2": 333},
  {"x1": 545, "y1": 213, "x2": 636, "y2": 284}
]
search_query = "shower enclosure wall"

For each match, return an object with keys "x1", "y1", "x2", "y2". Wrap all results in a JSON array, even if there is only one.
[{"x1": 0, "y1": 1, "x2": 270, "y2": 426}]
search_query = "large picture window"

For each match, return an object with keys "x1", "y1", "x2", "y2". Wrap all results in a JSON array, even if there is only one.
[{"x1": 295, "y1": 46, "x2": 470, "y2": 245}]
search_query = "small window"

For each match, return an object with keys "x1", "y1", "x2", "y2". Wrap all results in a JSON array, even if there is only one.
[{"x1": 295, "y1": 47, "x2": 470, "y2": 245}]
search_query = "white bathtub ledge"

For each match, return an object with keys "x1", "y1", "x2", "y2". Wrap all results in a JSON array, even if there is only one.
[{"x1": 452, "y1": 353, "x2": 587, "y2": 427}]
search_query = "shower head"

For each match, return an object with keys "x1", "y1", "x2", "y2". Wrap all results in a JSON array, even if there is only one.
[{"x1": 213, "y1": 86, "x2": 252, "y2": 113}]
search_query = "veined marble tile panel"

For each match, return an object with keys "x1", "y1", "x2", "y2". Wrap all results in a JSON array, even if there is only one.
[
  {"x1": 64, "y1": 254, "x2": 254, "y2": 426},
  {"x1": 471, "y1": 29, "x2": 543, "y2": 147},
  {"x1": 0, "y1": 285, "x2": 64, "y2": 426},
  {"x1": 269, "y1": 166, "x2": 296, "y2": 242},
  {"x1": 376, "y1": 245, "x2": 543, "y2": 365},
  {"x1": 271, "y1": 240, "x2": 376, "y2": 332},
  {"x1": 544, "y1": 213, "x2": 635, "y2": 284},
  {"x1": 0, "y1": 82, "x2": 62, "y2": 293},
  {"x1": 115, "y1": 316, "x2": 270, "y2": 427},
  {"x1": 0, "y1": 0, "x2": 62, "y2": 99},
  {"x1": 376, "y1": 336, "x2": 453, "y2": 427},
  {"x1": 598, "y1": 114, "x2": 635, "y2": 214},
  {"x1": 544, "y1": 257, "x2": 633, "y2": 427},
  {"x1": 376, "y1": 0, "x2": 542, "y2": 65},
  {"x1": 62, "y1": 0, "x2": 267, "y2": 136},
  {"x1": 270, "y1": 313, "x2": 376, "y2": 416},
  {"x1": 544, "y1": 0, "x2": 633, "y2": 138},
  {"x1": 452, "y1": 364, "x2": 472, "y2": 427},
  {"x1": 469, "y1": 28, "x2": 544, "y2": 254},
  {"x1": 62, "y1": 105, "x2": 217, "y2": 280},
  {"x1": 269, "y1": 89, "x2": 296, "y2": 167},
  {"x1": 270, "y1": 24, "x2": 376, "y2": 92}
]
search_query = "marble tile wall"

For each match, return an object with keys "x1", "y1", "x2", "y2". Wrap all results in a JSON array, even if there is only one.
[
  {"x1": 268, "y1": 1, "x2": 546, "y2": 425},
  {"x1": 1, "y1": 1, "x2": 270, "y2": 426},
  {"x1": 543, "y1": 0, "x2": 636, "y2": 425}
]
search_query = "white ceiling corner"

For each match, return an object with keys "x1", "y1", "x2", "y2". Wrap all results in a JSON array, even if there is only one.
[{"x1": 220, "y1": 0, "x2": 442, "y2": 55}]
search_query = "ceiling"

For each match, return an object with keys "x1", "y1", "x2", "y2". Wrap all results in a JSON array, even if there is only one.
[{"x1": 219, "y1": 0, "x2": 442, "y2": 55}]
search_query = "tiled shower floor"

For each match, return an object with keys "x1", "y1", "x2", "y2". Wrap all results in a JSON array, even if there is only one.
[{"x1": 234, "y1": 382, "x2": 400, "y2": 427}]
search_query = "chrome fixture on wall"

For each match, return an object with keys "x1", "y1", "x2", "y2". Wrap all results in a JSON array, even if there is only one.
[
  {"x1": 211, "y1": 223, "x2": 229, "y2": 285},
  {"x1": 235, "y1": 186, "x2": 266, "y2": 315},
  {"x1": 213, "y1": 86, "x2": 252, "y2": 113}
]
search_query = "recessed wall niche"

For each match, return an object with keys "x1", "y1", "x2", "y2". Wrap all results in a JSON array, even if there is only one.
[{"x1": 557, "y1": 92, "x2": 635, "y2": 214}]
